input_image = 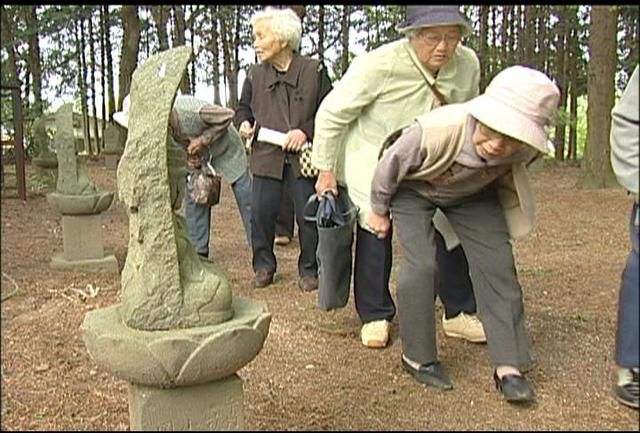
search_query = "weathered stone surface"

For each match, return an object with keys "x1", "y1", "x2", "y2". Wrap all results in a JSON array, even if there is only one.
[
  {"x1": 31, "y1": 115, "x2": 57, "y2": 168},
  {"x1": 54, "y1": 104, "x2": 97, "y2": 196},
  {"x1": 116, "y1": 45, "x2": 232, "y2": 331},
  {"x1": 128, "y1": 374, "x2": 244, "y2": 431},
  {"x1": 103, "y1": 123, "x2": 126, "y2": 155},
  {"x1": 47, "y1": 191, "x2": 113, "y2": 215},
  {"x1": 50, "y1": 253, "x2": 119, "y2": 273},
  {"x1": 81, "y1": 297, "x2": 271, "y2": 387}
]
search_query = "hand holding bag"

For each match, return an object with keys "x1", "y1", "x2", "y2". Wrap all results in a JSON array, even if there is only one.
[
  {"x1": 187, "y1": 160, "x2": 222, "y2": 207},
  {"x1": 304, "y1": 187, "x2": 359, "y2": 310}
]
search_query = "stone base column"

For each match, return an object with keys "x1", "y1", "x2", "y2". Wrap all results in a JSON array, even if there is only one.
[
  {"x1": 49, "y1": 214, "x2": 118, "y2": 273},
  {"x1": 104, "y1": 154, "x2": 120, "y2": 170},
  {"x1": 128, "y1": 374, "x2": 245, "y2": 431},
  {"x1": 62, "y1": 214, "x2": 105, "y2": 260}
]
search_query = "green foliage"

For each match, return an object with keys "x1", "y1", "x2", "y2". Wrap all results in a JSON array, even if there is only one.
[{"x1": 2, "y1": 5, "x2": 638, "y2": 163}]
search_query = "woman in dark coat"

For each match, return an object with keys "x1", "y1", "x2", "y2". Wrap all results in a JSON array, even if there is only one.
[{"x1": 235, "y1": 7, "x2": 332, "y2": 290}]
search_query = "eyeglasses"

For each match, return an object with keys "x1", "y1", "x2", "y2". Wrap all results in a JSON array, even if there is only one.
[{"x1": 420, "y1": 33, "x2": 461, "y2": 47}]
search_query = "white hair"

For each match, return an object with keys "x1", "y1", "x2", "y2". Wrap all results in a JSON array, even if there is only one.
[{"x1": 251, "y1": 7, "x2": 302, "y2": 52}]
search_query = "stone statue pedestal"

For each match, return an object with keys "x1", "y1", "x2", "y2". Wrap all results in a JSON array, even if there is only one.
[
  {"x1": 81, "y1": 296, "x2": 271, "y2": 431},
  {"x1": 103, "y1": 123, "x2": 126, "y2": 171},
  {"x1": 47, "y1": 192, "x2": 118, "y2": 273},
  {"x1": 128, "y1": 374, "x2": 244, "y2": 430}
]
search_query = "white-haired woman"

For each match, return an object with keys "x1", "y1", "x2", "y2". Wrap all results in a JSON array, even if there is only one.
[{"x1": 235, "y1": 7, "x2": 332, "y2": 290}]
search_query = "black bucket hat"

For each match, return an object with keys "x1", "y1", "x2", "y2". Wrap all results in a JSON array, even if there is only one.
[{"x1": 396, "y1": 5, "x2": 472, "y2": 35}]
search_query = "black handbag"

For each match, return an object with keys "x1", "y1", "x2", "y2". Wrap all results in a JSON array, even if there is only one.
[{"x1": 304, "y1": 187, "x2": 359, "y2": 310}]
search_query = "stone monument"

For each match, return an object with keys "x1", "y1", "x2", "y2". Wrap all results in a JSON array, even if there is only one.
[
  {"x1": 103, "y1": 122, "x2": 126, "y2": 170},
  {"x1": 46, "y1": 103, "x2": 118, "y2": 273},
  {"x1": 31, "y1": 114, "x2": 58, "y2": 171},
  {"x1": 81, "y1": 46, "x2": 271, "y2": 431}
]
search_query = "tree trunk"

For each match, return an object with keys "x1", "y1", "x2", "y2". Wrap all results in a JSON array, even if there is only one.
[
  {"x1": 523, "y1": 6, "x2": 537, "y2": 68},
  {"x1": 26, "y1": 6, "x2": 43, "y2": 117},
  {"x1": 118, "y1": 5, "x2": 141, "y2": 109},
  {"x1": 209, "y1": 6, "x2": 221, "y2": 105},
  {"x1": 1, "y1": 7, "x2": 21, "y2": 94},
  {"x1": 104, "y1": 6, "x2": 116, "y2": 122},
  {"x1": 490, "y1": 6, "x2": 498, "y2": 78},
  {"x1": 318, "y1": 5, "x2": 325, "y2": 64},
  {"x1": 99, "y1": 6, "x2": 107, "y2": 135},
  {"x1": 479, "y1": 5, "x2": 489, "y2": 90},
  {"x1": 172, "y1": 5, "x2": 190, "y2": 94},
  {"x1": 578, "y1": 5, "x2": 619, "y2": 189},
  {"x1": 229, "y1": 5, "x2": 240, "y2": 108},
  {"x1": 567, "y1": 9, "x2": 579, "y2": 161},
  {"x1": 88, "y1": 10, "x2": 101, "y2": 154},
  {"x1": 340, "y1": 5, "x2": 351, "y2": 76},
  {"x1": 75, "y1": 18, "x2": 91, "y2": 155},
  {"x1": 553, "y1": 6, "x2": 568, "y2": 161},
  {"x1": 220, "y1": 7, "x2": 233, "y2": 107},
  {"x1": 150, "y1": 6, "x2": 169, "y2": 51}
]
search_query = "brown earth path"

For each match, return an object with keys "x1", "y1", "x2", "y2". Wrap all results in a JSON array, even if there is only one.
[{"x1": 1, "y1": 160, "x2": 638, "y2": 430}]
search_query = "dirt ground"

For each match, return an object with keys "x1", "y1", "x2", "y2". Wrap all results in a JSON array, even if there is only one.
[{"x1": 0, "y1": 159, "x2": 639, "y2": 431}]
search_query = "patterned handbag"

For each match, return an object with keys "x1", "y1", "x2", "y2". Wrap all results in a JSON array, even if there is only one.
[
  {"x1": 299, "y1": 143, "x2": 320, "y2": 178},
  {"x1": 187, "y1": 160, "x2": 222, "y2": 207}
]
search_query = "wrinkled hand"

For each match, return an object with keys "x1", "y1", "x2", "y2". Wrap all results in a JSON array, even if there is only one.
[
  {"x1": 283, "y1": 129, "x2": 307, "y2": 152},
  {"x1": 239, "y1": 121, "x2": 255, "y2": 140},
  {"x1": 315, "y1": 170, "x2": 338, "y2": 197},
  {"x1": 187, "y1": 136, "x2": 207, "y2": 158},
  {"x1": 366, "y1": 211, "x2": 391, "y2": 239}
]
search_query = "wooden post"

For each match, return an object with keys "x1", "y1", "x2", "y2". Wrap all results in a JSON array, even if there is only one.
[{"x1": 0, "y1": 83, "x2": 27, "y2": 201}]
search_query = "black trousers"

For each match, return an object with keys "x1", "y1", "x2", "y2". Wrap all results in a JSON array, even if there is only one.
[
  {"x1": 353, "y1": 222, "x2": 477, "y2": 323},
  {"x1": 251, "y1": 165, "x2": 318, "y2": 278},
  {"x1": 275, "y1": 187, "x2": 295, "y2": 238}
]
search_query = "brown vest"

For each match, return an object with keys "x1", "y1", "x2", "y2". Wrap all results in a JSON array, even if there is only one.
[{"x1": 248, "y1": 54, "x2": 322, "y2": 179}]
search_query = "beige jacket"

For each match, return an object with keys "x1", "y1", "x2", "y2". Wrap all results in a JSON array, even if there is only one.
[{"x1": 373, "y1": 104, "x2": 537, "y2": 240}]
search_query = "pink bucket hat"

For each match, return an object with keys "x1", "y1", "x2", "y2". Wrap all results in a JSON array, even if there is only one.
[{"x1": 466, "y1": 65, "x2": 560, "y2": 154}]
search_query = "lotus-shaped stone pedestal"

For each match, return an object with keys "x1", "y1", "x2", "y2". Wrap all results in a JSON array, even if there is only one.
[
  {"x1": 81, "y1": 297, "x2": 271, "y2": 430},
  {"x1": 47, "y1": 191, "x2": 118, "y2": 273}
]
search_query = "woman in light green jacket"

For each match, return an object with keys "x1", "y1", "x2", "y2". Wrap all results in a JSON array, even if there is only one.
[{"x1": 312, "y1": 6, "x2": 484, "y2": 350}]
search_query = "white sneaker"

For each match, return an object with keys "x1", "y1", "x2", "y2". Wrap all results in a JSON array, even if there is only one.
[
  {"x1": 442, "y1": 312, "x2": 486, "y2": 343},
  {"x1": 360, "y1": 319, "x2": 391, "y2": 348}
]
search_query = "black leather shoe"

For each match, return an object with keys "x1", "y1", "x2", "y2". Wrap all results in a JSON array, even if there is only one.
[
  {"x1": 401, "y1": 357, "x2": 453, "y2": 390},
  {"x1": 493, "y1": 370, "x2": 534, "y2": 403},
  {"x1": 254, "y1": 270, "x2": 274, "y2": 288},
  {"x1": 298, "y1": 276, "x2": 318, "y2": 292}
]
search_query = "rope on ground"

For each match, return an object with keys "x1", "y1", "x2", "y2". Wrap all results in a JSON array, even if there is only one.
[{"x1": 1, "y1": 271, "x2": 21, "y2": 302}]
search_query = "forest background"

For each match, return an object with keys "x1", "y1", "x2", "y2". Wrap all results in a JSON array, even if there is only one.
[{"x1": 0, "y1": 4, "x2": 639, "y2": 188}]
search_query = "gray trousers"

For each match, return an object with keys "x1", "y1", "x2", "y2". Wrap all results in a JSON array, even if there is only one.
[{"x1": 391, "y1": 186, "x2": 532, "y2": 369}]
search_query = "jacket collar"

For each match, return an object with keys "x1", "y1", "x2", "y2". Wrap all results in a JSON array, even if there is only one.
[{"x1": 264, "y1": 52, "x2": 303, "y2": 89}]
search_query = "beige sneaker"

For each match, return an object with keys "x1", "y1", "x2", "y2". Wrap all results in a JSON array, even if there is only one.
[
  {"x1": 360, "y1": 319, "x2": 391, "y2": 348},
  {"x1": 442, "y1": 312, "x2": 486, "y2": 343},
  {"x1": 275, "y1": 235, "x2": 291, "y2": 246}
]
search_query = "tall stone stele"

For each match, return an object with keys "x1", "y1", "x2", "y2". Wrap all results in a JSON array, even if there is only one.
[
  {"x1": 46, "y1": 103, "x2": 118, "y2": 273},
  {"x1": 80, "y1": 46, "x2": 271, "y2": 431}
]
